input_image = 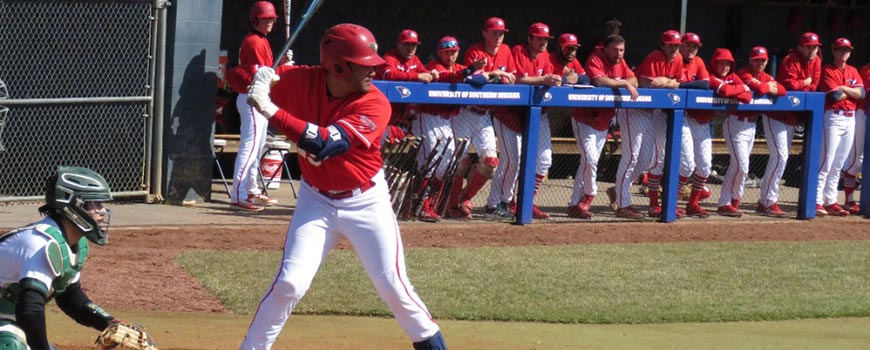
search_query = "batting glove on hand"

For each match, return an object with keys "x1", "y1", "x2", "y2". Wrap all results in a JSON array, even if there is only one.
[
  {"x1": 283, "y1": 49, "x2": 295, "y2": 66},
  {"x1": 247, "y1": 67, "x2": 280, "y2": 118}
]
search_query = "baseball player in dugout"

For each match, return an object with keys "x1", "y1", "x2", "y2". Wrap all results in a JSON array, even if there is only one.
[
  {"x1": 377, "y1": 29, "x2": 438, "y2": 144},
  {"x1": 412, "y1": 36, "x2": 488, "y2": 222},
  {"x1": 443, "y1": 17, "x2": 515, "y2": 220},
  {"x1": 675, "y1": 32, "x2": 713, "y2": 218},
  {"x1": 484, "y1": 22, "x2": 560, "y2": 220},
  {"x1": 0, "y1": 166, "x2": 117, "y2": 350},
  {"x1": 738, "y1": 46, "x2": 789, "y2": 217},
  {"x1": 842, "y1": 61, "x2": 870, "y2": 215},
  {"x1": 612, "y1": 30, "x2": 684, "y2": 219},
  {"x1": 241, "y1": 23, "x2": 448, "y2": 350},
  {"x1": 709, "y1": 48, "x2": 754, "y2": 218},
  {"x1": 775, "y1": 32, "x2": 822, "y2": 212},
  {"x1": 816, "y1": 37, "x2": 865, "y2": 217},
  {"x1": 228, "y1": 1, "x2": 281, "y2": 212}
]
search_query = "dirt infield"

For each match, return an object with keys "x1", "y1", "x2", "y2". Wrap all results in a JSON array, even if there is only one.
[{"x1": 81, "y1": 218, "x2": 870, "y2": 313}]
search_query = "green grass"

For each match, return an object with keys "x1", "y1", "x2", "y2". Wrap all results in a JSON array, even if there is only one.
[{"x1": 176, "y1": 241, "x2": 870, "y2": 324}]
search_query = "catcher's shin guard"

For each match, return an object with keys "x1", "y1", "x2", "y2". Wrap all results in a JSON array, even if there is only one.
[{"x1": 413, "y1": 331, "x2": 447, "y2": 350}]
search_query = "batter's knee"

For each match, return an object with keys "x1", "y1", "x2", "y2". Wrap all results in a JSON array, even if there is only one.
[{"x1": 477, "y1": 156, "x2": 499, "y2": 178}]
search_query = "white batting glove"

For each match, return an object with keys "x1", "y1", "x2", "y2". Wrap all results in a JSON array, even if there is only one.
[
  {"x1": 284, "y1": 49, "x2": 295, "y2": 66},
  {"x1": 247, "y1": 67, "x2": 280, "y2": 118}
]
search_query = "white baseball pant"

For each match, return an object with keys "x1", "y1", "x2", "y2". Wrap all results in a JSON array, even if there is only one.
[
  {"x1": 816, "y1": 110, "x2": 856, "y2": 206},
  {"x1": 453, "y1": 107, "x2": 498, "y2": 159},
  {"x1": 231, "y1": 93, "x2": 268, "y2": 204},
  {"x1": 569, "y1": 119, "x2": 607, "y2": 206},
  {"x1": 717, "y1": 115, "x2": 757, "y2": 206},
  {"x1": 843, "y1": 109, "x2": 865, "y2": 177},
  {"x1": 679, "y1": 114, "x2": 712, "y2": 179},
  {"x1": 758, "y1": 115, "x2": 795, "y2": 207},
  {"x1": 239, "y1": 170, "x2": 440, "y2": 350},
  {"x1": 486, "y1": 114, "x2": 552, "y2": 207},
  {"x1": 615, "y1": 108, "x2": 665, "y2": 208}
]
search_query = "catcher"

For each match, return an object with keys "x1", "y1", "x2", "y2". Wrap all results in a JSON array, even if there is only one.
[{"x1": 0, "y1": 166, "x2": 155, "y2": 350}]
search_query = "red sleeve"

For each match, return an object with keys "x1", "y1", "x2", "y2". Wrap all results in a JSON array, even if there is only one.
[
  {"x1": 585, "y1": 52, "x2": 607, "y2": 80},
  {"x1": 695, "y1": 59, "x2": 710, "y2": 81},
  {"x1": 239, "y1": 33, "x2": 273, "y2": 67},
  {"x1": 225, "y1": 64, "x2": 255, "y2": 93},
  {"x1": 819, "y1": 66, "x2": 840, "y2": 93},
  {"x1": 335, "y1": 96, "x2": 392, "y2": 149},
  {"x1": 776, "y1": 53, "x2": 807, "y2": 91},
  {"x1": 637, "y1": 52, "x2": 658, "y2": 80},
  {"x1": 569, "y1": 60, "x2": 586, "y2": 75},
  {"x1": 809, "y1": 56, "x2": 822, "y2": 91},
  {"x1": 377, "y1": 51, "x2": 420, "y2": 81},
  {"x1": 739, "y1": 69, "x2": 769, "y2": 95}
]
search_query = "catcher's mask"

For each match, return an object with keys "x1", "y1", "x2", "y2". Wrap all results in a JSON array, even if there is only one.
[{"x1": 40, "y1": 166, "x2": 113, "y2": 245}]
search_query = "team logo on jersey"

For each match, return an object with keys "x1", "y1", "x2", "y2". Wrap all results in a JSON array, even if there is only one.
[
  {"x1": 848, "y1": 78, "x2": 859, "y2": 87},
  {"x1": 788, "y1": 96, "x2": 801, "y2": 106},
  {"x1": 668, "y1": 93, "x2": 681, "y2": 104},
  {"x1": 395, "y1": 86, "x2": 412, "y2": 99},
  {"x1": 358, "y1": 115, "x2": 377, "y2": 132},
  {"x1": 498, "y1": 65, "x2": 507, "y2": 71}
]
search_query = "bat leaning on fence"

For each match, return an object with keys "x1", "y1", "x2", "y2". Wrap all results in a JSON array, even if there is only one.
[
  {"x1": 394, "y1": 138, "x2": 441, "y2": 217},
  {"x1": 436, "y1": 138, "x2": 470, "y2": 217},
  {"x1": 410, "y1": 137, "x2": 454, "y2": 219}
]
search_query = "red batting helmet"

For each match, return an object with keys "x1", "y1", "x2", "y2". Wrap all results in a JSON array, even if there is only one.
[
  {"x1": 398, "y1": 29, "x2": 420, "y2": 44},
  {"x1": 661, "y1": 30, "x2": 682, "y2": 45},
  {"x1": 249, "y1": 1, "x2": 277, "y2": 23},
  {"x1": 749, "y1": 46, "x2": 769, "y2": 60},
  {"x1": 682, "y1": 32, "x2": 702, "y2": 47},
  {"x1": 320, "y1": 23, "x2": 386, "y2": 79},
  {"x1": 558, "y1": 33, "x2": 579, "y2": 48},
  {"x1": 528, "y1": 23, "x2": 553, "y2": 38},
  {"x1": 484, "y1": 17, "x2": 508, "y2": 32},
  {"x1": 799, "y1": 32, "x2": 821, "y2": 46}
]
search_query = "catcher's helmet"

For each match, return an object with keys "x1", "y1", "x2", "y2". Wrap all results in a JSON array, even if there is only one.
[
  {"x1": 41, "y1": 166, "x2": 113, "y2": 245},
  {"x1": 249, "y1": 1, "x2": 277, "y2": 24},
  {"x1": 320, "y1": 23, "x2": 385, "y2": 79}
]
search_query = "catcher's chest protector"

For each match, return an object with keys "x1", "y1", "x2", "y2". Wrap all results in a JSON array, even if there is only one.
[{"x1": 0, "y1": 224, "x2": 88, "y2": 315}]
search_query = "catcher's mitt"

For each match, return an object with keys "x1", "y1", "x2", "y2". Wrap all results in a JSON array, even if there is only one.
[{"x1": 95, "y1": 321, "x2": 158, "y2": 350}]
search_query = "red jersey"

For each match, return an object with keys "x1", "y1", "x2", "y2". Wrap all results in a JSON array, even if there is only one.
[
  {"x1": 416, "y1": 60, "x2": 469, "y2": 118},
  {"x1": 573, "y1": 48, "x2": 635, "y2": 131},
  {"x1": 376, "y1": 48, "x2": 427, "y2": 81},
  {"x1": 549, "y1": 54, "x2": 586, "y2": 78},
  {"x1": 859, "y1": 64, "x2": 870, "y2": 111},
  {"x1": 819, "y1": 63, "x2": 865, "y2": 112},
  {"x1": 225, "y1": 31, "x2": 274, "y2": 93},
  {"x1": 738, "y1": 67, "x2": 785, "y2": 97},
  {"x1": 637, "y1": 49, "x2": 684, "y2": 83},
  {"x1": 681, "y1": 56, "x2": 714, "y2": 123},
  {"x1": 491, "y1": 44, "x2": 553, "y2": 133},
  {"x1": 269, "y1": 67, "x2": 391, "y2": 191},
  {"x1": 463, "y1": 42, "x2": 517, "y2": 119},
  {"x1": 710, "y1": 71, "x2": 752, "y2": 119},
  {"x1": 774, "y1": 50, "x2": 822, "y2": 125}
]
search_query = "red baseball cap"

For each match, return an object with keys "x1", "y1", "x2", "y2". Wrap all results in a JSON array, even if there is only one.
[
  {"x1": 799, "y1": 32, "x2": 821, "y2": 46},
  {"x1": 833, "y1": 37, "x2": 854, "y2": 50},
  {"x1": 528, "y1": 22, "x2": 553, "y2": 38},
  {"x1": 682, "y1": 32, "x2": 702, "y2": 47},
  {"x1": 398, "y1": 29, "x2": 420, "y2": 44},
  {"x1": 558, "y1": 33, "x2": 579, "y2": 48},
  {"x1": 661, "y1": 30, "x2": 682, "y2": 45},
  {"x1": 437, "y1": 36, "x2": 460, "y2": 52},
  {"x1": 749, "y1": 46, "x2": 769, "y2": 60},
  {"x1": 484, "y1": 17, "x2": 508, "y2": 32}
]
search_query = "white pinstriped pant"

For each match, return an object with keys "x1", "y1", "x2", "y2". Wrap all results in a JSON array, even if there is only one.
[
  {"x1": 231, "y1": 93, "x2": 267, "y2": 203},
  {"x1": 758, "y1": 116, "x2": 794, "y2": 207},
  {"x1": 717, "y1": 115, "x2": 756, "y2": 206},
  {"x1": 816, "y1": 110, "x2": 855, "y2": 205}
]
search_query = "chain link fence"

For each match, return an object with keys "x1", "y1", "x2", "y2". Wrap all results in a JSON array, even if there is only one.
[{"x1": 0, "y1": 0, "x2": 155, "y2": 202}]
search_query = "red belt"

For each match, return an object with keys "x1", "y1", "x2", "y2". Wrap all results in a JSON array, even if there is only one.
[
  {"x1": 317, "y1": 181, "x2": 375, "y2": 200},
  {"x1": 466, "y1": 106, "x2": 490, "y2": 115},
  {"x1": 833, "y1": 109, "x2": 855, "y2": 117},
  {"x1": 735, "y1": 115, "x2": 757, "y2": 122}
]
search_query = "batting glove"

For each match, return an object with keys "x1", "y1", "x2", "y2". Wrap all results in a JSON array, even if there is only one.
[{"x1": 247, "y1": 67, "x2": 280, "y2": 118}]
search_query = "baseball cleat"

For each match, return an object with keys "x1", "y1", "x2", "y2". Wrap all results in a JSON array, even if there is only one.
[
  {"x1": 758, "y1": 202, "x2": 786, "y2": 218},
  {"x1": 531, "y1": 204, "x2": 550, "y2": 220},
  {"x1": 249, "y1": 193, "x2": 277, "y2": 206},
  {"x1": 648, "y1": 205, "x2": 662, "y2": 218},
  {"x1": 567, "y1": 204, "x2": 594, "y2": 219},
  {"x1": 824, "y1": 203, "x2": 850, "y2": 216},
  {"x1": 686, "y1": 203, "x2": 710, "y2": 218},
  {"x1": 606, "y1": 186, "x2": 618, "y2": 211},
  {"x1": 815, "y1": 204, "x2": 828, "y2": 217},
  {"x1": 843, "y1": 201, "x2": 860, "y2": 215},
  {"x1": 417, "y1": 208, "x2": 442, "y2": 223},
  {"x1": 675, "y1": 207, "x2": 686, "y2": 219},
  {"x1": 716, "y1": 205, "x2": 743, "y2": 217},
  {"x1": 484, "y1": 202, "x2": 514, "y2": 221},
  {"x1": 615, "y1": 206, "x2": 645, "y2": 219},
  {"x1": 230, "y1": 201, "x2": 265, "y2": 212},
  {"x1": 699, "y1": 186, "x2": 711, "y2": 201}
]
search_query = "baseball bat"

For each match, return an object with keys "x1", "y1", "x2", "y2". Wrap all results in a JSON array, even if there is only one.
[
  {"x1": 283, "y1": 0, "x2": 291, "y2": 40},
  {"x1": 412, "y1": 137, "x2": 452, "y2": 218},
  {"x1": 272, "y1": 0, "x2": 325, "y2": 69}
]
